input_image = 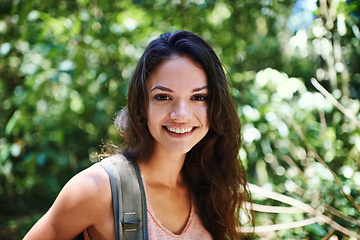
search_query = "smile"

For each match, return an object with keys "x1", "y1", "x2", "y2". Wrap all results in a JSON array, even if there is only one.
[{"x1": 165, "y1": 126, "x2": 194, "y2": 134}]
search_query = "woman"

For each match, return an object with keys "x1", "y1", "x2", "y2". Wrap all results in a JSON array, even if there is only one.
[{"x1": 24, "y1": 31, "x2": 252, "y2": 240}]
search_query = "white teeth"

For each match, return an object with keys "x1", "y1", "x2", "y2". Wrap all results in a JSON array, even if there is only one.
[{"x1": 166, "y1": 127, "x2": 193, "y2": 134}]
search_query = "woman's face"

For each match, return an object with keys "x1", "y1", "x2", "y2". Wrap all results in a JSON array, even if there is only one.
[{"x1": 146, "y1": 55, "x2": 209, "y2": 156}]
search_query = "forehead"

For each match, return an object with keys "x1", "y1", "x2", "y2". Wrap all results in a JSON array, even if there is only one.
[{"x1": 147, "y1": 55, "x2": 208, "y2": 90}]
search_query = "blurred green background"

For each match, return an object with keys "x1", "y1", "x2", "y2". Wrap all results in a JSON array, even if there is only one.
[{"x1": 1, "y1": 0, "x2": 360, "y2": 239}]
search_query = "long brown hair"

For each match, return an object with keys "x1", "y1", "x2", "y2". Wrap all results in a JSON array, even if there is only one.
[{"x1": 119, "y1": 31, "x2": 252, "y2": 239}]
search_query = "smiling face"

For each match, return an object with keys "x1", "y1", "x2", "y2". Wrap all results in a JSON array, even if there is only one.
[{"x1": 146, "y1": 55, "x2": 209, "y2": 157}]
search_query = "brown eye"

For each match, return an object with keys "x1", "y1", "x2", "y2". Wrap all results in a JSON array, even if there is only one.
[
  {"x1": 154, "y1": 94, "x2": 171, "y2": 101},
  {"x1": 191, "y1": 94, "x2": 208, "y2": 101}
]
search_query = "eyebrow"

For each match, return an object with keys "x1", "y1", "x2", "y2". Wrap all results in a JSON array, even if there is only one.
[
  {"x1": 150, "y1": 85, "x2": 208, "y2": 93},
  {"x1": 150, "y1": 86, "x2": 173, "y2": 92},
  {"x1": 192, "y1": 85, "x2": 208, "y2": 93}
]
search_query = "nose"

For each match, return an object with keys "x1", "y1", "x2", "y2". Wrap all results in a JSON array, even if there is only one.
[{"x1": 170, "y1": 100, "x2": 191, "y2": 121}]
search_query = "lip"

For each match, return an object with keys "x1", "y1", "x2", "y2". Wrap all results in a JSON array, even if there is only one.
[{"x1": 162, "y1": 126, "x2": 197, "y2": 137}]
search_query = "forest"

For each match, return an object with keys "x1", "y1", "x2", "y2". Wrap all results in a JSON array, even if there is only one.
[{"x1": 1, "y1": 0, "x2": 360, "y2": 239}]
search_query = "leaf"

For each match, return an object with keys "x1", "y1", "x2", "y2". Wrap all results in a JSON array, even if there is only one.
[{"x1": 5, "y1": 110, "x2": 20, "y2": 136}]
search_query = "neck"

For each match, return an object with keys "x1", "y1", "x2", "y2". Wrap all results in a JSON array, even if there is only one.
[{"x1": 139, "y1": 146, "x2": 187, "y2": 189}]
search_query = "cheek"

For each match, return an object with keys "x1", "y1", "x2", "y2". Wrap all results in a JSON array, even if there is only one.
[
  {"x1": 203, "y1": 113, "x2": 209, "y2": 128},
  {"x1": 146, "y1": 104, "x2": 164, "y2": 130},
  {"x1": 146, "y1": 101, "x2": 156, "y2": 119},
  {"x1": 204, "y1": 112, "x2": 210, "y2": 133},
  {"x1": 147, "y1": 103, "x2": 161, "y2": 120},
  {"x1": 198, "y1": 105, "x2": 209, "y2": 126}
]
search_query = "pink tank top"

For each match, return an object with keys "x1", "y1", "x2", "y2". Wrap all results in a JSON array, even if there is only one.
[
  {"x1": 147, "y1": 201, "x2": 213, "y2": 239},
  {"x1": 83, "y1": 202, "x2": 213, "y2": 240}
]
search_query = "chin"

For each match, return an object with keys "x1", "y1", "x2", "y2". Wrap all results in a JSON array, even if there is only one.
[{"x1": 162, "y1": 144, "x2": 196, "y2": 156}]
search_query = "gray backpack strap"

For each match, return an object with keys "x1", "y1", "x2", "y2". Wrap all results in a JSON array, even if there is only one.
[
  {"x1": 132, "y1": 158, "x2": 148, "y2": 240},
  {"x1": 99, "y1": 155, "x2": 148, "y2": 240}
]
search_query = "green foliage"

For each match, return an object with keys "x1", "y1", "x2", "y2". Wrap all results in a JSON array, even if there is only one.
[{"x1": 1, "y1": 0, "x2": 359, "y2": 239}]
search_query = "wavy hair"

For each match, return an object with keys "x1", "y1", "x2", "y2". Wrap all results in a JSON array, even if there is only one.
[{"x1": 118, "y1": 31, "x2": 252, "y2": 239}]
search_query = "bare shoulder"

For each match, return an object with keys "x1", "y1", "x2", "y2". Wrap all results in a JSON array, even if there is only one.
[
  {"x1": 56, "y1": 162, "x2": 112, "y2": 208},
  {"x1": 24, "y1": 163, "x2": 113, "y2": 240},
  {"x1": 73, "y1": 162, "x2": 111, "y2": 196},
  {"x1": 55, "y1": 162, "x2": 114, "y2": 220}
]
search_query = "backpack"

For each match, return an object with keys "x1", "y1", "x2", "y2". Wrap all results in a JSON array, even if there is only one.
[
  {"x1": 74, "y1": 155, "x2": 148, "y2": 240},
  {"x1": 99, "y1": 154, "x2": 148, "y2": 240}
]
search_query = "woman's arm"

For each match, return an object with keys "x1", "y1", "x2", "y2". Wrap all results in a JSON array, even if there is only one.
[{"x1": 23, "y1": 164, "x2": 112, "y2": 240}]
